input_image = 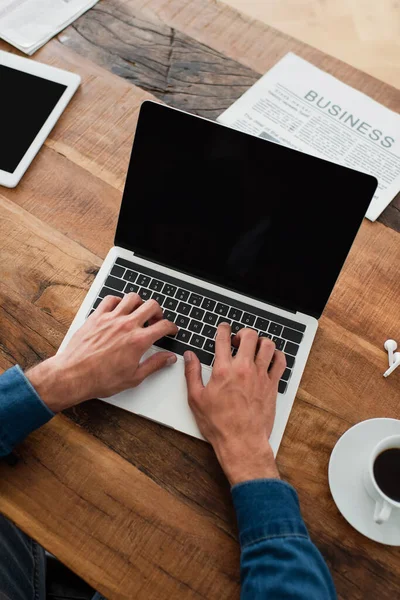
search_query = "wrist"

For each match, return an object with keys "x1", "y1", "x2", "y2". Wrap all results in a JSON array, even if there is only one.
[
  {"x1": 26, "y1": 356, "x2": 85, "y2": 412},
  {"x1": 214, "y1": 441, "x2": 279, "y2": 486}
]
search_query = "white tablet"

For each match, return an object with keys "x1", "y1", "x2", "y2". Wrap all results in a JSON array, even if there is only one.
[{"x1": 0, "y1": 50, "x2": 81, "y2": 188}]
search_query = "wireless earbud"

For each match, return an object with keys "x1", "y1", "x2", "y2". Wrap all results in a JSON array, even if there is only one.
[
  {"x1": 383, "y1": 352, "x2": 400, "y2": 378},
  {"x1": 384, "y1": 339, "x2": 398, "y2": 366}
]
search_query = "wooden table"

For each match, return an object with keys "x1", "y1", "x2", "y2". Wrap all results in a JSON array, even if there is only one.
[{"x1": 0, "y1": 1, "x2": 399, "y2": 598}]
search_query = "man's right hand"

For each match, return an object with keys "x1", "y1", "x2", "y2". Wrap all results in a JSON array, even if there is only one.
[{"x1": 184, "y1": 324, "x2": 286, "y2": 485}]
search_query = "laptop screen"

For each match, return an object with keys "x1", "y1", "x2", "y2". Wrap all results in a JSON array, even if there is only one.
[{"x1": 115, "y1": 101, "x2": 377, "y2": 319}]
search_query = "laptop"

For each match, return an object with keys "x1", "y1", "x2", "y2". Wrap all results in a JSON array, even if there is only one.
[{"x1": 59, "y1": 100, "x2": 377, "y2": 453}]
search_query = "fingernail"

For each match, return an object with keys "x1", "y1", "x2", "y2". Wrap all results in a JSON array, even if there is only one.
[
  {"x1": 184, "y1": 351, "x2": 192, "y2": 363},
  {"x1": 167, "y1": 355, "x2": 177, "y2": 366}
]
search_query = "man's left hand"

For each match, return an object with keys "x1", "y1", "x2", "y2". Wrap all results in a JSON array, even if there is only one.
[{"x1": 26, "y1": 293, "x2": 178, "y2": 412}]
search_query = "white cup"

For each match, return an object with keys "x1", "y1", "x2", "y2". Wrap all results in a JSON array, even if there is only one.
[{"x1": 364, "y1": 434, "x2": 400, "y2": 525}]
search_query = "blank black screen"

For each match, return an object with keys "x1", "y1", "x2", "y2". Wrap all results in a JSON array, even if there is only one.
[
  {"x1": 0, "y1": 65, "x2": 66, "y2": 173},
  {"x1": 116, "y1": 101, "x2": 377, "y2": 318}
]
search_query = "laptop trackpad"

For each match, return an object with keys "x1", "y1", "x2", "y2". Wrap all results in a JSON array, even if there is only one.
[{"x1": 100, "y1": 347, "x2": 211, "y2": 441}]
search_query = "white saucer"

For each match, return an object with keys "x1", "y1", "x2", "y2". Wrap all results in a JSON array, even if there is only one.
[{"x1": 329, "y1": 418, "x2": 400, "y2": 546}]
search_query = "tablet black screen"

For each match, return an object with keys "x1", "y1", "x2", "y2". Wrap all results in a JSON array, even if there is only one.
[{"x1": 0, "y1": 65, "x2": 67, "y2": 173}]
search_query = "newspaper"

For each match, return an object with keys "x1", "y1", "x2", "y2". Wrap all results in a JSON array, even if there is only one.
[
  {"x1": 0, "y1": 0, "x2": 99, "y2": 55},
  {"x1": 218, "y1": 53, "x2": 400, "y2": 221}
]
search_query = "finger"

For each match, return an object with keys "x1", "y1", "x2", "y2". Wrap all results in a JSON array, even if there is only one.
[
  {"x1": 148, "y1": 308, "x2": 165, "y2": 326},
  {"x1": 256, "y1": 337, "x2": 276, "y2": 370},
  {"x1": 269, "y1": 350, "x2": 287, "y2": 383},
  {"x1": 215, "y1": 323, "x2": 232, "y2": 365},
  {"x1": 235, "y1": 328, "x2": 259, "y2": 361},
  {"x1": 148, "y1": 314, "x2": 163, "y2": 326},
  {"x1": 135, "y1": 351, "x2": 177, "y2": 384},
  {"x1": 145, "y1": 318, "x2": 178, "y2": 345},
  {"x1": 133, "y1": 299, "x2": 163, "y2": 325},
  {"x1": 94, "y1": 295, "x2": 122, "y2": 315},
  {"x1": 184, "y1": 351, "x2": 204, "y2": 402},
  {"x1": 114, "y1": 292, "x2": 143, "y2": 315}
]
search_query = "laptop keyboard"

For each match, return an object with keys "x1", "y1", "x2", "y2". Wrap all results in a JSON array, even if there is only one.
[{"x1": 88, "y1": 258, "x2": 307, "y2": 394}]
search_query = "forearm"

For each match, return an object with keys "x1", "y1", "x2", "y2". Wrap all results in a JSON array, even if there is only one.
[
  {"x1": 0, "y1": 366, "x2": 54, "y2": 457},
  {"x1": 232, "y1": 479, "x2": 337, "y2": 600},
  {"x1": 0, "y1": 296, "x2": 178, "y2": 457}
]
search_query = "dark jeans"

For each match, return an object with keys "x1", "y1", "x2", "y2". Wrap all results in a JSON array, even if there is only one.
[{"x1": 0, "y1": 514, "x2": 105, "y2": 600}]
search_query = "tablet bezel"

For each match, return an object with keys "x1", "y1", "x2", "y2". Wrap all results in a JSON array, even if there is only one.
[{"x1": 0, "y1": 50, "x2": 81, "y2": 188}]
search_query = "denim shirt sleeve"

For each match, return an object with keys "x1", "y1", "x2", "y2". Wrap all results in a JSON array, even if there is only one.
[
  {"x1": 0, "y1": 366, "x2": 54, "y2": 457},
  {"x1": 232, "y1": 479, "x2": 337, "y2": 599}
]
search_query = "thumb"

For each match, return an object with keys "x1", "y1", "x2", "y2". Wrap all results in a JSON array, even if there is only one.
[
  {"x1": 135, "y1": 351, "x2": 177, "y2": 384},
  {"x1": 184, "y1": 351, "x2": 204, "y2": 402}
]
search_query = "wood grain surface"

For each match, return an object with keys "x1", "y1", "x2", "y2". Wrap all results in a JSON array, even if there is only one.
[
  {"x1": 0, "y1": 417, "x2": 240, "y2": 599},
  {"x1": 222, "y1": 0, "x2": 400, "y2": 90},
  {"x1": 57, "y1": 0, "x2": 400, "y2": 231},
  {"x1": 0, "y1": 0, "x2": 400, "y2": 598}
]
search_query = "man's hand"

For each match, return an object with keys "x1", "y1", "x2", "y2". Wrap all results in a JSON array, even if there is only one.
[
  {"x1": 184, "y1": 324, "x2": 286, "y2": 485},
  {"x1": 27, "y1": 294, "x2": 178, "y2": 412}
]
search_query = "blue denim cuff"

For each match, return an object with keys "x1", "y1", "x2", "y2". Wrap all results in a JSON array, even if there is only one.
[
  {"x1": 231, "y1": 479, "x2": 309, "y2": 548},
  {"x1": 0, "y1": 365, "x2": 54, "y2": 456}
]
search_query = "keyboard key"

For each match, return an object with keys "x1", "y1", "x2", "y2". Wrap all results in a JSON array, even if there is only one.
[
  {"x1": 259, "y1": 332, "x2": 272, "y2": 339},
  {"x1": 269, "y1": 322, "x2": 283, "y2": 336},
  {"x1": 217, "y1": 316, "x2": 231, "y2": 326},
  {"x1": 191, "y1": 334, "x2": 205, "y2": 349},
  {"x1": 139, "y1": 288, "x2": 152, "y2": 300},
  {"x1": 110, "y1": 265, "x2": 125, "y2": 278},
  {"x1": 152, "y1": 292, "x2": 166, "y2": 306},
  {"x1": 285, "y1": 341, "x2": 299, "y2": 356},
  {"x1": 99, "y1": 286, "x2": 123, "y2": 299},
  {"x1": 149, "y1": 279, "x2": 164, "y2": 292},
  {"x1": 285, "y1": 354, "x2": 295, "y2": 369},
  {"x1": 242, "y1": 312, "x2": 256, "y2": 326},
  {"x1": 105, "y1": 275, "x2": 125, "y2": 292},
  {"x1": 93, "y1": 297, "x2": 102, "y2": 309},
  {"x1": 89, "y1": 309, "x2": 95, "y2": 316},
  {"x1": 137, "y1": 274, "x2": 151, "y2": 287},
  {"x1": 189, "y1": 320, "x2": 203, "y2": 333},
  {"x1": 176, "y1": 329, "x2": 192, "y2": 344},
  {"x1": 202, "y1": 298, "x2": 216, "y2": 311},
  {"x1": 176, "y1": 315, "x2": 190, "y2": 328},
  {"x1": 164, "y1": 297, "x2": 178, "y2": 310},
  {"x1": 123, "y1": 269, "x2": 138, "y2": 282},
  {"x1": 255, "y1": 317, "x2": 269, "y2": 332},
  {"x1": 177, "y1": 302, "x2": 191, "y2": 316},
  {"x1": 228, "y1": 307, "x2": 243, "y2": 321},
  {"x1": 278, "y1": 380, "x2": 288, "y2": 394},
  {"x1": 232, "y1": 321, "x2": 244, "y2": 334},
  {"x1": 282, "y1": 327, "x2": 303, "y2": 344},
  {"x1": 188, "y1": 293, "x2": 203, "y2": 306},
  {"x1": 281, "y1": 368, "x2": 291, "y2": 382},
  {"x1": 163, "y1": 310, "x2": 177, "y2": 323},
  {"x1": 125, "y1": 283, "x2": 139, "y2": 294},
  {"x1": 272, "y1": 336, "x2": 285, "y2": 351},
  {"x1": 204, "y1": 339, "x2": 215, "y2": 354},
  {"x1": 176, "y1": 288, "x2": 189, "y2": 301},
  {"x1": 204, "y1": 312, "x2": 218, "y2": 325},
  {"x1": 155, "y1": 336, "x2": 213, "y2": 366},
  {"x1": 163, "y1": 284, "x2": 177, "y2": 296},
  {"x1": 202, "y1": 325, "x2": 217, "y2": 339},
  {"x1": 216, "y1": 303, "x2": 229, "y2": 316},
  {"x1": 190, "y1": 307, "x2": 205, "y2": 321}
]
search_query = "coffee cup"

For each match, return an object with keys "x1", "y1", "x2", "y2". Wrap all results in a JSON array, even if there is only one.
[{"x1": 364, "y1": 434, "x2": 400, "y2": 524}]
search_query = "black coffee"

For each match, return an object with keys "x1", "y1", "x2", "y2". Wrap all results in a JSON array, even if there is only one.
[{"x1": 373, "y1": 448, "x2": 400, "y2": 502}]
